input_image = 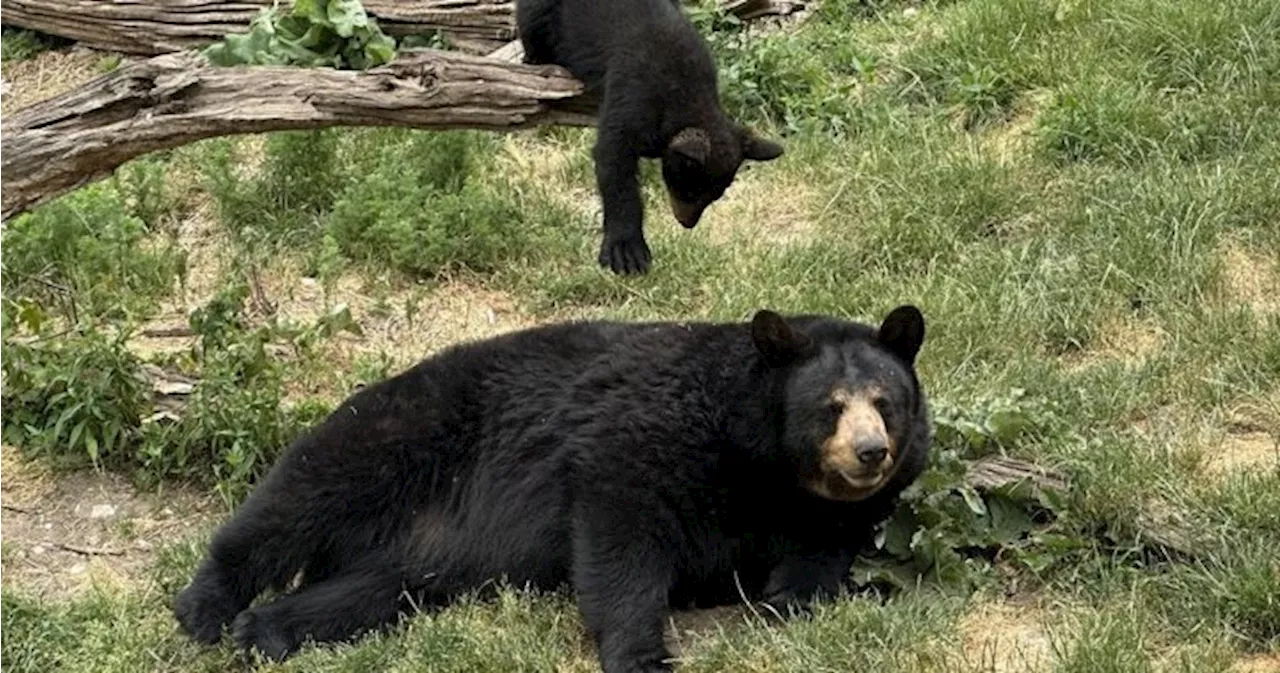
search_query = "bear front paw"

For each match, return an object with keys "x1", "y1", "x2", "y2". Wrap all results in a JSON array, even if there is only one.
[
  {"x1": 598, "y1": 235, "x2": 652, "y2": 275},
  {"x1": 232, "y1": 608, "x2": 297, "y2": 662},
  {"x1": 173, "y1": 583, "x2": 240, "y2": 644}
]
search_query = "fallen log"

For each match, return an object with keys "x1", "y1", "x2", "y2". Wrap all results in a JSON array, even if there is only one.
[
  {"x1": 0, "y1": 0, "x2": 518, "y2": 56},
  {"x1": 0, "y1": 0, "x2": 805, "y2": 57},
  {"x1": 0, "y1": 49, "x2": 593, "y2": 221},
  {"x1": 963, "y1": 455, "x2": 1202, "y2": 557}
]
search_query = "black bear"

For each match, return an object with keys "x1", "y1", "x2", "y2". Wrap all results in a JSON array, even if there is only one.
[
  {"x1": 173, "y1": 305, "x2": 931, "y2": 672},
  {"x1": 515, "y1": 0, "x2": 786, "y2": 275}
]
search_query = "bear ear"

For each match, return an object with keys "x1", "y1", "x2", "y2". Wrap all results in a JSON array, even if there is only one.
[
  {"x1": 875, "y1": 305, "x2": 926, "y2": 365},
  {"x1": 669, "y1": 127, "x2": 711, "y2": 165},
  {"x1": 751, "y1": 310, "x2": 812, "y2": 367},
  {"x1": 740, "y1": 128, "x2": 784, "y2": 162}
]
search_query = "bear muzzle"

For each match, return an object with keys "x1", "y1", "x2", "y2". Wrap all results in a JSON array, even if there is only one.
[
  {"x1": 667, "y1": 191, "x2": 705, "y2": 229},
  {"x1": 809, "y1": 388, "x2": 898, "y2": 501}
]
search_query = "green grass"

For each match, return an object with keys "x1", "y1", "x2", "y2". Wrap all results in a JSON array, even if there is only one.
[
  {"x1": 3, "y1": 0, "x2": 1279, "y2": 669},
  {"x1": 0, "y1": 27, "x2": 70, "y2": 63}
]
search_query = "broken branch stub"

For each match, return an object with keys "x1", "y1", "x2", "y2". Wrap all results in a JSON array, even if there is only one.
[{"x1": 0, "y1": 49, "x2": 593, "y2": 221}]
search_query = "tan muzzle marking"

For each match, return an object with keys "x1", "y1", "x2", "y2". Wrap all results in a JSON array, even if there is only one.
[{"x1": 809, "y1": 387, "x2": 897, "y2": 502}]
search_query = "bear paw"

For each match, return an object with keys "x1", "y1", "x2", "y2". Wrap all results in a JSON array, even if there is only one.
[
  {"x1": 232, "y1": 609, "x2": 296, "y2": 662},
  {"x1": 172, "y1": 583, "x2": 240, "y2": 644},
  {"x1": 598, "y1": 235, "x2": 652, "y2": 275}
]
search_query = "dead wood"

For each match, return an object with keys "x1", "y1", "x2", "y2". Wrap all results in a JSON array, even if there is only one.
[
  {"x1": 964, "y1": 455, "x2": 1201, "y2": 557},
  {"x1": 0, "y1": 0, "x2": 805, "y2": 57},
  {"x1": 0, "y1": 49, "x2": 593, "y2": 221},
  {"x1": 57, "y1": 542, "x2": 126, "y2": 556},
  {"x1": 964, "y1": 455, "x2": 1070, "y2": 494}
]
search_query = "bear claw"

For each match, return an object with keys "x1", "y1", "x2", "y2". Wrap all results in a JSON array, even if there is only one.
[
  {"x1": 172, "y1": 585, "x2": 238, "y2": 645},
  {"x1": 232, "y1": 609, "x2": 295, "y2": 662},
  {"x1": 599, "y1": 236, "x2": 652, "y2": 275}
]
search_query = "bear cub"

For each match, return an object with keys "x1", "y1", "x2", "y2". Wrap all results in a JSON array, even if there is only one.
[
  {"x1": 173, "y1": 305, "x2": 932, "y2": 672},
  {"x1": 516, "y1": 0, "x2": 786, "y2": 275}
]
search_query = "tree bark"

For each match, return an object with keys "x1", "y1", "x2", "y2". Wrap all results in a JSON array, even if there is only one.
[
  {"x1": 964, "y1": 455, "x2": 1201, "y2": 557},
  {"x1": 0, "y1": 0, "x2": 518, "y2": 56},
  {"x1": 0, "y1": 49, "x2": 593, "y2": 221},
  {"x1": 0, "y1": 0, "x2": 806, "y2": 57},
  {"x1": 964, "y1": 455, "x2": 1069, "y2": 494}
]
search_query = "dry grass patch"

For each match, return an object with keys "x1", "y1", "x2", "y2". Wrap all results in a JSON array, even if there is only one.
[
  {"x1": 244, "y1": 262, "x2": 536, "y2": 402},
  {"x1": 1219, "y1": 239, "x2": 1280, "y2": 317},
  {"x1": 130, "y1": 201, "x2": 233, "y2": 359},
  {"x1": 958, "y1": 600, "x2": 1055, "y2": 673},
  {"x1": 1063, "y1": 313, "x2": 1166, "y2": 371},
  {"x1": 1, "y1": 442, "x2": 57, "y2": 506},
  {"x1": 1234, "y1": 653, "x2": 1280, "y2": 673},
  {"x1": 1095, "y1": 315, "x2": 1165, "y2": 365},
  {"x1": 1203, "y1": 392, "x2": 1280, "y2": 476},
  {"x1": 978, "y1": 89, "x2": 1051, "y2": 166},
  {"x1": 665, "y1": 604, "x2": 758, "y2": 660},
  {"x1": 0, "y1": 47, "x2": 110, "y2": 114},
  {"x1": 1204, "y1": 430, "x2": 1280, "y2": 477},
  {"x1": 498, "y1": 132, "x2": 598, "y2": 220},
  {"x1": 696, "y1": 170, "x2": 818, "y2": 247}
]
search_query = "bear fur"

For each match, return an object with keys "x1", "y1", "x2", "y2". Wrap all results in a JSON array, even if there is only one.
[
  {"x1": 515, "y1": 0, "x2": 786, "y2": 275},
  {"x1": 173, "y1": 306, "x2": 932, "y2": 672}
]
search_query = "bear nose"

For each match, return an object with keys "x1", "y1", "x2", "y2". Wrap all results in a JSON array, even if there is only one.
[{"x1": 855, "y1": 441, "x2": 888, "y2": 466}]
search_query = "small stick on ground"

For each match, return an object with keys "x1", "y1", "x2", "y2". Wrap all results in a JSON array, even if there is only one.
[
  {"x1": 57, "y1": 543, "x2": 125, "y2": 557},
  {"x1": 139, "y1": 326, "x2": 196, "y2": 338}
]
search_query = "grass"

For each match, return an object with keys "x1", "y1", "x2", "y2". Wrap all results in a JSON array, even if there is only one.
[
  {"x1": 0, "y1": 27, "x2": 71, "y2": 64},
  {"x1": 2, "y1": 0, "x2": 1279, "y2": 670}
]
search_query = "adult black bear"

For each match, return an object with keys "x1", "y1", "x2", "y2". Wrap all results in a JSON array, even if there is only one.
[
  {"x1": 173, "y1": 306, "x2": 931, "y2": 672},
  {"x1": 515, "y1": 0, "x2": 786, "y2": 275}
]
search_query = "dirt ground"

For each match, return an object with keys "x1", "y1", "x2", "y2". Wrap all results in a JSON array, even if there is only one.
[{"x1": 0, "y1": 444, "x2": 218, "y2": 598}]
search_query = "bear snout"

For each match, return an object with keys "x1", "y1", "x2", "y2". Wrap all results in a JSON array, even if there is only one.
[
  {"x1": 855, "y1": 439, "x2": 889, "y2": 466},
  {"x1": 667, "y1": 191, "x2": 705, "y2": 229}
]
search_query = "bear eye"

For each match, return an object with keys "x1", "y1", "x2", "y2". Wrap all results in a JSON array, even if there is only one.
[
  {"x1": 826, "y1": 400, "x2": 844, "y2": 416},
  {"x1": 872, "y1": 395, "x2": 892, "y2": 416}
]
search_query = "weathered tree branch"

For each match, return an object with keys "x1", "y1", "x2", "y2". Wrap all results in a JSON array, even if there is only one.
[
  {"x1": 963, "y1": 455, "x2": 1201, "y2": 557},
  {"x1": 0, "y1": 49, "x2": 593, "y2": 221},
  {"x1": 0, "y1": 0, "x2": 518, "y2": 56},
  {"x1": 0, "y1": 0, "x2": 806, "y2": 219},
  {"x1": 0, "y1": 0, "x2": 805, "y2": 57}
]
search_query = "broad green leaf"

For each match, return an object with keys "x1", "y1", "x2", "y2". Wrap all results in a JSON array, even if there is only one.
[
  {"x1": 294, "y1": 0, "x2": 327, "y2": 24},
  {"x1": 985, "y1": 407, "x2": 1031, "y2": 443},
  {"x1": 363, "y1": 32, "x2": 397, "y2": 66},
  {"x1": 879, "y1": 508, "x2": 919, "y2": 558},
  {"x1": 986, "y1": 492, "x2": 1036, "y2": 544},
  {"x1": 327, "y1": 0, "x2": 370, "y2": 38},
  {"x1": 219, "y1": 33, "x2": 257, "y2": 65},
  {"x1": 16, "y1": 299, "x2": 47, "y2": 333},
  {"x1": 69, "y1": 419, "x2": 87, "y2": 453},
  {"x1": 276, "y1": 15, "x2": 315, "y2": 42},
  {"x1": 849, "y1": 559, "x2": 919, "y2": 590},
  {"x1": 958, "y1": 484, "x2": 988, "y2": 516}
]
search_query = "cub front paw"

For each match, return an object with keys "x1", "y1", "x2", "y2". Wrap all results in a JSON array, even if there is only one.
[{"x1": 598, "y1": 235, "x2": 652, "y2": 275}]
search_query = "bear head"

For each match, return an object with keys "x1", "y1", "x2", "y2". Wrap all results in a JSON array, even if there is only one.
[
  {"x1": 661, "y1": 124, "x2": 784, "y2": 230},
  {"x1": 752, "y1": 305, "x2": 928, "y2": 502}
]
